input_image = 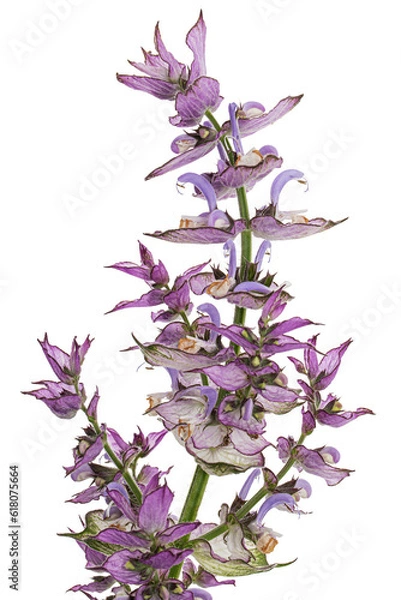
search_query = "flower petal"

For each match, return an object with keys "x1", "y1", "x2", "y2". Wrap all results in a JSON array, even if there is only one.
[
  {"x1": 186, "y1": 11, "x2": 207, "y2": 83},
  {"x1": 293, "y1": 445, "x2": 353, "y2": 486},
  {"x1": 170, "y1": 77, "x2": 223, "y2": 127},
  {"x1": 316, "y1": 407, "x2": 374, "y2": 427},
  {"x1": 251, "y1": 215, "x2": 346, "y2": 241},
  {"x1": 138, "y1": 484, "x2": 173, "y2": 534},
  {"x1": 116, "y1": 73, "x2": 178, "y2": 100},
  {"x1": 237, "y1": 95, "x2": 303, "y2": 137},
  {"x1": 146, "y1": 219, "x2": 245, "y2": 244}
]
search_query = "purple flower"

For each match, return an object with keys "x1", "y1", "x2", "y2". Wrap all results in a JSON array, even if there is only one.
[
  {"x1": 301, "y1": 407, "x2": 316, "y2": 435},
  {"x1": 146, "y1": 173, "x2": 246, "y2": 244},
  {"x1": 64, "y1": 426, "x2": 105, "y2": 481},
  {"x1": 23, "y1": 380, "x2": 83, "y2": 419},
  {"x1": 256, "y1": 493, "x2": 296, "y2": 525},
  {"x1": 292, "y1": 336, "x2": 352, "y2": 391},
  {"x1": 170, "y1": 77, "x2": 223, "y2": 128},
  {"x1": 69, "y1": 576, "x2": 115, "y2": 597},
  {"x1": 201, "y1": 149, "x2": 283, "y2": 200},
  {"x1": 38, "y1": 333, "x2": 92, "y2": 385},
  {"x1": 147, "y1": 215, "x2": 246, "y2": 245},
  {"x1": 238, "y1": 468, "x2": 261, "y2": 501},
  {"x1": 193, "y1": 102, "x2": 283, "y2": 199},
  {"x1": 250, "y1": 169, "x2": 346, "y2": 241},
  {"x1": 133, "y1": 334, "x2": 235, "y2": 372},
  {"x1": 101, "y1": 484, "x2": 198, "y2": 584},
  {"x1": 150, "y1": 386, "x2": 215, "y2": 432},
  {"x1": 146, "y1": 95, "x2": 303, "y2": 179},
  {"x1": 189, "y1": 241, "x2": 285, "y2": 309},
  {"x1": 108, "y1": 253, "x2": 208, "y2": 319},
  {"x1": 106, "y1": 242, "x2": 172, "y2": 314},
  {"x1": 107, "y1": 241, "x2": 169, "y2": 286},
  {"x1": 277, "y1": 437, "x2": 352, "y2": 486},
  {"x1": 150, "y1": 385, "x2": 268, "y2": 474},
  {"x1": 117, "y1": 12, "x2": 222, "y2": 127},
  {"x1": 203, "y1": 314, "x2": 313, "y2": 358},
  {"x1": 315, "y1": 395, "x2": 373, "y2": 428},
  {"x1": 293, "y1": 445, "x2": 353, "y2": 486},
  {"x1": 218, "y1": 396, "x2": 265, "y2": 435}
]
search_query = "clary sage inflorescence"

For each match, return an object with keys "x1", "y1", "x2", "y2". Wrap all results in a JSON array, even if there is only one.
[{"x1": 24, "y1": 11, "x2": 372, "y2": 600}]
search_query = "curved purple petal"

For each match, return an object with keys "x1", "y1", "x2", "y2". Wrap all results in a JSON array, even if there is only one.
[
  {"x1": 228, "y1": 102, "x2": 244, "y2": 154},
  {"x1": 233, "y1": 282, "x2": 273, "y2": 294},
  {"x1": 270, "y1": 169, "x2": 305, "y2": 206},
  {"x1": 106, "y1": 484, "x2": 137, "y2": 522},
  {"x1": 257, "y1": 385, "x2": 301, "y2": 406},
  {"x1": 251, "y1": 215, "x2": 346, "y2": 241},
  {"x1": 107, "y1": 289, "x2": 166, "y2": 313},
  {"x1": 177, "y1": 172, "x2": 217, "y2": 211},
  {"x1": 135, "y1": 338, "x2": 235, "y2": 371},
  {"x1": 257, "y1": 493, "x2": 296, "y2": 524},
  {"x1": 170, "y1": 77, "x2": 223, "y2": 128},
  {"x1": 138, "y1": 484, "x2": 173, "y2": 534},
  {"x1": 158, "y1": 521, "x2": 200, "y2": 545},
  {"x1": 255, "y1": 240, "x2": 271, "y2": 271},
  {"x1": 314, "y1": 339, "x2": 352, "y2": 390},
  {"x1": 316, "y1": 407, "x2": 373, "y2": 427},
  {"x1": 68, "y1": 486, "x2": 103, "y2": 505},
  {"x1": 116, "y1": 74, "x2": 177, "y2": 100},
  {"x1": 270, "y1": 317, "x2": 315, "y2": 337},
  {"x1": 24, "y1": 381, "x2": 83, "y2": 420},
  {"x1": 142, "y1": 548, "x2": 193, "y2": 570},
  {"x1": 69, "y1": 576, "x2": 115, "y2": 595},
  {"x1": 103, "y1": 550, "x2": 143, "y2": 585},
  {"x1": 147, "y1": 219, "x2": 245, "y2": 244},
  {"x1": 230, "y1": 428, "x2": 270, "y2": 455},
  {"x1": 154, "y1": 23, "x2": 186, "y2": 81},
  {"x1": 94, "y1": 528, "x2": 148, "y2": 550},
  {"x1": 200, "y1": 363, "x2": 249, "y2": 391},
  {"x1": 216, "y1": 155, "x2": 282, "y2": 190},
  {"x1": 38, "y1": 334, "x2": 72, "y2": 383},
  {"x1": 294, "y1": 445, "x2": 353, "y2": 486},
  {"x1": 238, "y1": 468, "x2": 261, "y2": 500},
  {"x1": 237, "y1": 95, "x2": 304, "y2": 137},
  {"x1": 187, "y1": 10, "x2": 207, "y2": 83},
  {"x1": 146, "y1": 140, "x2": 218, "y2": 180}
]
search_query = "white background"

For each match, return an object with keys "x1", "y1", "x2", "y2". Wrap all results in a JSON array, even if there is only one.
[{"x1": 1, "y1": 0, "x2": 400, "y2": 599}]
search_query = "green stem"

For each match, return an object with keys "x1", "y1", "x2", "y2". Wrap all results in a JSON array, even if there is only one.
[
  {"x1": 232, "y1": 185, "x2": 252, "y2": 343},
  {"x1": 236, "y1": 186, "x2": 252, "y2": 271},
  {"x1": 82, "y1": 407, "x2": 142, "y2": 504},
  {"x1": 180, "y1": 310, "x2": 194, "y2": 333},
  {"x1": 179, "y1": 465, "x2": 210, "y2": 522},
  {"x1": 169, "y1": 465, "x2": 209, "y2": 578},
  {"x1": 204, "y1": 109, "x2": 221, "y2": 132}
]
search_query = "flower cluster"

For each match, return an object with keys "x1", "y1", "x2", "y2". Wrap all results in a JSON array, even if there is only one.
[{"x1": 25, "y1": 12, "x2": 372, "y2": 600}]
